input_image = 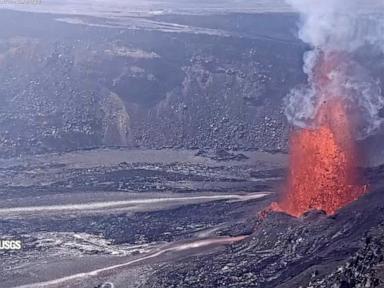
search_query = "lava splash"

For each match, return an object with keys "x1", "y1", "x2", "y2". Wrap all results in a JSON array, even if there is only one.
[{"x1": 272, "y1": 54, "x2": 367, "y2": 217}]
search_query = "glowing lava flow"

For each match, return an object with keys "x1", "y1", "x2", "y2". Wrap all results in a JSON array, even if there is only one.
[{"x1": 272, "y1": 54, "x2": 367, "y2": 217}]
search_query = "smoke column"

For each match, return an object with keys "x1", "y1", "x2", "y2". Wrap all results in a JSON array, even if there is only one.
[
  {"x1": 285, "y1": 0, "x2": 384, "y2": 139},
  {"x1": 271, "y1": 0, "x2": 384, "y2": 217}
]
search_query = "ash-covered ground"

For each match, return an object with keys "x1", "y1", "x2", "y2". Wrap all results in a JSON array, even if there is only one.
[
  {"x1": 0, "y1": 148, "x2": 285, "y2": 288},
  {"x1": 0, "y1": 4, "x2": 384, "y2": 288},
  {"x1": 3, "y1": 149, "x2": 384, "y2": 288}
]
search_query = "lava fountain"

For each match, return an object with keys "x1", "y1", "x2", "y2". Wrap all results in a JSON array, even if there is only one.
[
  {"x1": 272, "y1": 53, "x2": 368, "y2": 217},
  {"x1": 269, "y1": 0, "x2": 384, "y2": 218}
]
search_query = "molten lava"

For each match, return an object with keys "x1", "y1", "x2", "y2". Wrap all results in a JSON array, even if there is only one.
[{"x1": 272, "y1": 54, "x2": 367, "y2": 217}]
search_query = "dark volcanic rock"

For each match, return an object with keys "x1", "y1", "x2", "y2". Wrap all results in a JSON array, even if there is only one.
[
  {"x1": 195, "y1": 149, "x2": 249, "y2": 161},
  {"x1": 141, "y1": 166, "x2": 384, "y2": 288},
  {"x1": 0, "y1": 10, "x2": 306, "y2": 157}
]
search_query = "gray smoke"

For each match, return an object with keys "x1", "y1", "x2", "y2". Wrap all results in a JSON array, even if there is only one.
[{"x1": 285, "y1": 0, "x2": 384, "y2": 139}]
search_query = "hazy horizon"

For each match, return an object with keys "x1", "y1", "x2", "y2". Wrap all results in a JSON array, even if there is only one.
[{"x1": 0, "y1": 0, "x2": 293, "y2": 17}]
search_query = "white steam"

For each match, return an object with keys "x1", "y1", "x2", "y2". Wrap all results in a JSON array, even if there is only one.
[{"x1": 285, "y1": 0, "x2": 384, "y2": 139}]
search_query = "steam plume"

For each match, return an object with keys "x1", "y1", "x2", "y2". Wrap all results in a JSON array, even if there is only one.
[{"x1": 285, "y1": 0, "x2": 384, "y2": 139}]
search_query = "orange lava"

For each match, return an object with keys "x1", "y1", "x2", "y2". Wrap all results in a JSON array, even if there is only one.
[{"x1": 272, "y1": 54, "x2": 367, "y2": 217}]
